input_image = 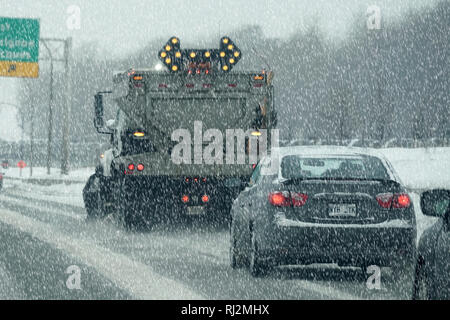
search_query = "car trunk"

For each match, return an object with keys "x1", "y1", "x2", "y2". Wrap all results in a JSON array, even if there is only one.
[{"x1": 282, "y1": 179, "x2": 402, "y2": 224}]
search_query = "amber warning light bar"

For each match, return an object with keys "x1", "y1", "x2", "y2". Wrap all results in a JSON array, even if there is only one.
[{"x1": 158, "y1": 36, "x2": 242, "y2": 74}]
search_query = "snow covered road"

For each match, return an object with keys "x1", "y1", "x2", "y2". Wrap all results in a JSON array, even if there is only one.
[{"x1": 0, "y1": 177, "x2": 418, "y2": 300}]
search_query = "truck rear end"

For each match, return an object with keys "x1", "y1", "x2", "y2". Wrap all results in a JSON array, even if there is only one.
[{"x1": 103, "y1": 37, "x2": 277, "y2": 226}]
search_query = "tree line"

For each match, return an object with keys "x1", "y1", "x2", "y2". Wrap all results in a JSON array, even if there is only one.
[{"x1": 15, "y1": 0, "x2": 449, "y2": 166}]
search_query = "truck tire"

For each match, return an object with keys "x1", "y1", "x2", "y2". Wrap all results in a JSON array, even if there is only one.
[
  {"x1": 116, "y1": 176, "x2": 148, "y2": 231},
  {"x1": 83, "y1": 174, "x2": 105, "y2": 221}
]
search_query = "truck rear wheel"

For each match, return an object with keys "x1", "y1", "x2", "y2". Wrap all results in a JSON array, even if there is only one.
[{"x1": 116, "y1": 176, "x2": 152, "y2": 231}]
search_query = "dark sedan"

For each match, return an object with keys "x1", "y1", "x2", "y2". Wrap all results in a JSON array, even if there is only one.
[
  {"x1": 230, "y1": 146, "x2": 417, "y2": 285},
  {"x1": 413, "y1": 189, "x2": 450, "y2": 300}
]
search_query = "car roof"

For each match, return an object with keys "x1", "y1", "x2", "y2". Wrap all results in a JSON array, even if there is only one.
[{"x1": 262, "y1": 145, "x2": 401, "y2": 183}]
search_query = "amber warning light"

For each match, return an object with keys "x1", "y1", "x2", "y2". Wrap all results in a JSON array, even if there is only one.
[{"x1": 158, "y1": 36, "x2": 242, "y2": 73}]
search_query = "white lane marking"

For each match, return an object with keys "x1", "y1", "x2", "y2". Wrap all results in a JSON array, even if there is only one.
[
  {"x1": 0, "y1": 207, "x2": 205, "y2": 300},
  {"x1": 292, "y1": 279, "x2": 361, "y2": 300},
  {"x1": 0, "y1": 194, "x2": 84, "y2": 221}
]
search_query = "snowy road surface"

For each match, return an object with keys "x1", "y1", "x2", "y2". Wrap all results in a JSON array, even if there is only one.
[
  {"x1": 0, "y1": 178, "x2": 427, "y2": 300},
  {"x1": 1, "y1": 147, "x2": 448, "y2": 299}
]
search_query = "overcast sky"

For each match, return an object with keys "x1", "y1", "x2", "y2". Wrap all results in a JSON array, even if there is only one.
[{"x1": 0, "y1": 0, "x2": 440, "y2": 140}]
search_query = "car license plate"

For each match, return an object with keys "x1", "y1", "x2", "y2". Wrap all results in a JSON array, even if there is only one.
[
  {"x1": 187, "y1": 206, "x2": 205, "y2": 215},
  {"x1": 328, "y1": 204, "x2": 357, "y2": 217}
]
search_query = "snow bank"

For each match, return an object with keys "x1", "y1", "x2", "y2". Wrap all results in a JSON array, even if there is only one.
[
  {"x1": 3, "y1": 166, "x2": 94, "y2": 183},
  {"x1": 379, "y1": 147, "x2": 450, "y2": 190}
]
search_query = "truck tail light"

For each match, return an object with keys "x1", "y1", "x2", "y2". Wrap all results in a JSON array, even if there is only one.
[
  {"x1": 181, "y1": 195, "x2": 189, "y2": 203},
  {"x1": 127, "y1": 163, "x2": 135, "y2": 171},
  {"x1": 137, "y1": 164, "x2": 144, "y2": 171},
  {"x1": 201, "y1": 195, "x2": 209, "y2": 203}
]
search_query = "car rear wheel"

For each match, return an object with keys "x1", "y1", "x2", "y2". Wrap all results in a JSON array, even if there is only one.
[
  {"x1": 391, "y1": 256, "x2": 415, "y2": 297},
  {"x1": 413, "y1": 258, "x2": 431, "y2": 300},
  {"x1": 249, "y1": 231, "x2": 272, "y2": 277},
  {"x1": 230, "y1": 221, "x2": 246, "y2": 269}
]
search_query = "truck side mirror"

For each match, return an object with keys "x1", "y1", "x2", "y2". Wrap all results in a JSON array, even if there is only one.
[
  {"x1": 94, "y1": 93, "x2": 104, "y2": 129},
  {"x1": 93, "y1": 91, "x2": 113, "y2": 134}
]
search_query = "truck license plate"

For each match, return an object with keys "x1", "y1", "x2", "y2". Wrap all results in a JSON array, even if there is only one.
[{"x1": 328, "y1": 204, "x2": 357, "y2": 217}]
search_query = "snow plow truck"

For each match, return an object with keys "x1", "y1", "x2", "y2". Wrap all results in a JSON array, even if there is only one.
[{"x1": 83, "y1": 36, "x2": 277, "y2": 229}]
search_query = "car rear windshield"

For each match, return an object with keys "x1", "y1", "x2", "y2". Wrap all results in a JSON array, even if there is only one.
[{"x1": 280, "y1": 155, "x2": 390, "y2": 180}]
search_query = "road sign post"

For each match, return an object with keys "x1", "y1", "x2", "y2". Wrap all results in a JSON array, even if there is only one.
[
  {"x1": 0, "y1": 17, "x2": 40, "y2": 78},
  {"x1": 17, "y1": 160, "x2": 26, "y2": 177}
]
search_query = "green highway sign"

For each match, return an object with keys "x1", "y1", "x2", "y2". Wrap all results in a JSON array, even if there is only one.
[{"x1": 0, "y1": 17, "x2": 40, "y2": 78}]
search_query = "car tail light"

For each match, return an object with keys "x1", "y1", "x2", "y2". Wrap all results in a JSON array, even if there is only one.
[
  {"x1": 376, "y1": 193, "x2": 393, "y2": 208},
  {"x1": 201, "y1": 195, "x2": 209, "y2": 203},
  {"x1": 393, "y1": 193, "x2": 411, "y2": 208},
  {"x1": 137, "y1": 164, "x2": 144, "y2": 171},
  {"x1": 181, "y1": 195, "x2": 189, "y2": 203},
  {"x1": 268, "y1": 192, "x2": 291, "y2": 207},
  {"x1": 127, "y1": 163, "x2": 135, "y2": 171},
  {"x1": 376, "y1": 193, "x2": 410, "y2": 209},
  {"x1": 291, "y1": 192, "x2": 308, "y2": 207}
]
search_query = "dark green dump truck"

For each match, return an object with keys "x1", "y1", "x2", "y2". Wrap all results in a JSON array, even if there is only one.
[{"x1": 83, "y1": 37, "x2": 277, "y2": 229}]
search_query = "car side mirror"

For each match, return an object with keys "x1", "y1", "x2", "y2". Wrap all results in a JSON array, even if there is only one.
[{"x1": 421, "y1": 189, "x2": 450, "y2": 218}]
